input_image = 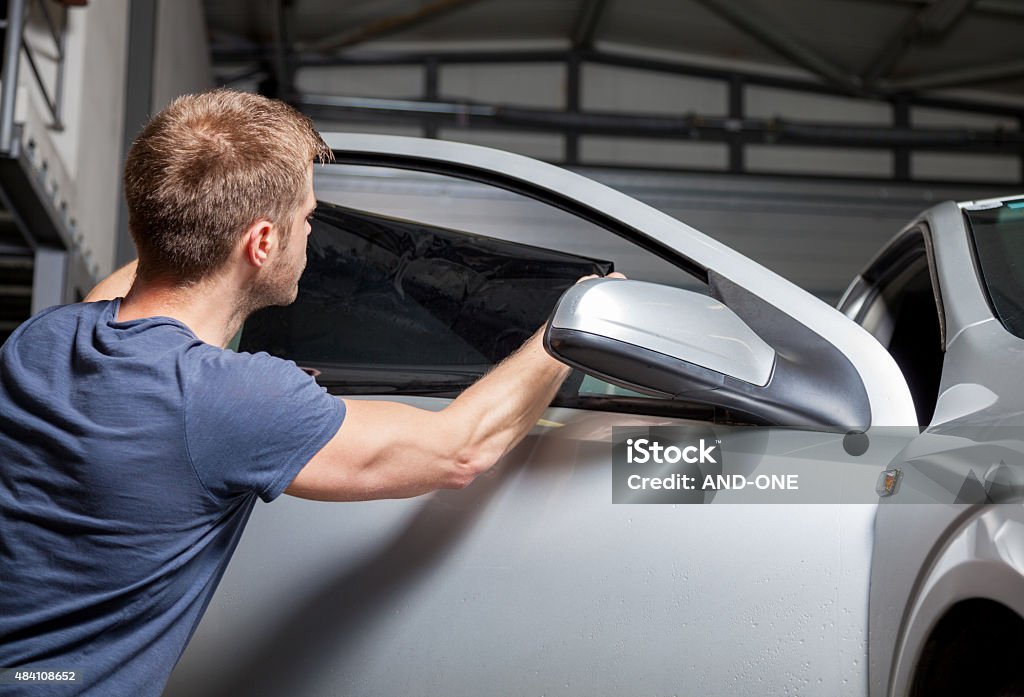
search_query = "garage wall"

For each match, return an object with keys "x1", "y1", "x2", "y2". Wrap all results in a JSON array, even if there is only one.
[
  {"x1": 152, "y1": 0, "x2": 214, "y2": 114},
  {"x1": 284, "y1": 51, "x2": 1024, "y2": 185},
  {"x1": 70, "y1": 0, "x2": 130, "y2": 280}
]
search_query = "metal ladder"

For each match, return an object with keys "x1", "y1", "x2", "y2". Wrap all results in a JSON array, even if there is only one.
[
  {"x1": 0, "y1": 0, "x2": 71, "y2": 345},
  {"x1": 0, "y1": 210, "x2": 32, "y2": 345}
]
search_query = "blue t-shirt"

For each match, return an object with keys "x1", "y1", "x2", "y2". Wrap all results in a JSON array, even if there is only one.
[{"x1": 0, "y1": 299, "x2": 345, "y2": 696}]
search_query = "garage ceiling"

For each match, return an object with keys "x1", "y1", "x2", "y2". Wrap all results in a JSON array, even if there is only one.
[{"x1": 204, "y1": 0, "x2": 1024, "y2": 100}]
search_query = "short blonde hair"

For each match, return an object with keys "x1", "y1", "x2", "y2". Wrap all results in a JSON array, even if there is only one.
[{"x1": 124, "y1": 89, "x2": 332, "y2": 284}]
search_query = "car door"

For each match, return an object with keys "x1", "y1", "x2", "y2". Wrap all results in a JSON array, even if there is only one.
[{"x1": 166, "y1": 135, "x2": 917, "y2": 697}]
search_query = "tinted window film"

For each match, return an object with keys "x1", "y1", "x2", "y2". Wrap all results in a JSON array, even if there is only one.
[
  {"x1": 240, "y1": 203, "x2": 612, "y2": 393},
  {"x1": 964, "y1": 200, "x2": 1024, "y2": 340},
  {"x1": 313, "y1": 164, "x2": 697, "y2": 290}
]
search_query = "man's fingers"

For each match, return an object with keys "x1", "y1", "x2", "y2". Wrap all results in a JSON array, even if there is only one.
[{"x1": 575, "y1": 271, "x2": 628, "y2": 284}]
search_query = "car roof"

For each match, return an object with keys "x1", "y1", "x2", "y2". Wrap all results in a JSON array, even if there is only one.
[{"x1": 958, "y1": 193, "x2": 1024, "y2": 210}]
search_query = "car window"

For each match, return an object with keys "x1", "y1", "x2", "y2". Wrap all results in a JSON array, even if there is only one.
[
  {"x1": 240, "y1": 165, "x2": 700, "y2": 411},
  {"x1": 311, "y1": 165, "x2": 698, "y2": 289},
  {"x1": 578, "y1": 374, "x2": 655, "y2": 399},
  {"x1": 240, "y1": 202, "x2": 610, "y2": 392},
  {"x1": 852, "y1": 229, "x2": 943, "y2": 429},
  {"x1": 964, "y1": 198, "x2": 1024, "y2": 340}
]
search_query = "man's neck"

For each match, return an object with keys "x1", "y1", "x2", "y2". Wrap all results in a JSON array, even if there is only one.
[{"x1": 117, "y1": 277, "x2": 248, "y2": 348}]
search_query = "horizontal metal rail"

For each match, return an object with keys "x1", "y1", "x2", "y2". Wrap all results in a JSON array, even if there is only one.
[
  {"x1": 212, "y1": 45, "x2": 1024, "y2": 118},
  {"x1": 297, "y1": 94, "x2": 1024, "y2": 151}
]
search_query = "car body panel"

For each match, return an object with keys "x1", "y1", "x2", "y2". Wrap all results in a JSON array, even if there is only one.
[
  {"x1": 858, "y1": 198, "x2": 1024, "y2": 696},
  {"x1": 168, "y1": 399, "x2": 907, "y2": 697}
]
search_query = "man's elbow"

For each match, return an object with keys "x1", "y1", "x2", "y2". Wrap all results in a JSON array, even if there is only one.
[{"x1": 443, "y1": 446, "x2": 500, "y2": 490}]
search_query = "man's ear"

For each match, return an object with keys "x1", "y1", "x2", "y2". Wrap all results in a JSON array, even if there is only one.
[{"x1": 242, "y1": 219, "x2": 276, "y2": 268}]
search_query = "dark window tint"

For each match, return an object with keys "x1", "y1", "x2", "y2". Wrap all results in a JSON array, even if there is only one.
[
  {"x1": 964, "y1": 200, "x2": 1024, "y2": 340},
  {"x1": 240, "y1": 203, "x2": 612, "y2": 394}
]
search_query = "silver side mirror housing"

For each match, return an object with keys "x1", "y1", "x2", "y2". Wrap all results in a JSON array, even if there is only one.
[
  {"x1": 545, "y1": 279, "x2": 776, "y2": 399},
  {"x1": 544, "y1": 278, "x2": 871, "y2": 432}
]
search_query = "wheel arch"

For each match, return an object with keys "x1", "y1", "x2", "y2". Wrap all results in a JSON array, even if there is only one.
[{"x1": 890, "y1": 506, "x2": 1024, "y2": 696}]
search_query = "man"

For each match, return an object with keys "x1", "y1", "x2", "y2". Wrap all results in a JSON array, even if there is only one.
[{"x1": 0, "y1": 89, "x2": 619, "y2": 696}]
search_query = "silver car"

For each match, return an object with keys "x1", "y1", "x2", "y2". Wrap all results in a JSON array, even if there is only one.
[
  {"x1": 165, "y1": 136, "x2": 1023, "y2": 697},
  {"x1": 839, "y1": 195, "x2": 1024, "y2": 697}
]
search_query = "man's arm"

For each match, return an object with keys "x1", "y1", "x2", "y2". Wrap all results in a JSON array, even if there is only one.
[
  {"x1": 84, "y1": 259, "x2": 138, "y2": 302},
  {"x1": 285, "y1": 326, "x2": 570, "y2": 501}
]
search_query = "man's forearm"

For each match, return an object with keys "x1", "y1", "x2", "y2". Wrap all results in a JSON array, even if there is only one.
[
  {"x1": 442, "y1": 327, "x2": 571, "y2": 473},
  {"x1": 84, "y1": 260, "x2": 138, "y2": 302},
  {"x1": 289, "y1": 275, "x2": 624, "y2": 500},
  {"x1": 286, "y1": 327, "x2": 571, "y2": 501}
]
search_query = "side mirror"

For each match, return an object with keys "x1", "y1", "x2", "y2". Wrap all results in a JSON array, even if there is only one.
[
  {"x1": 544, "y1": 278, "x2": 870, "y2": 432},
  {"x1": 545, "y1": 279, "x2": 775, "y2": 399}
]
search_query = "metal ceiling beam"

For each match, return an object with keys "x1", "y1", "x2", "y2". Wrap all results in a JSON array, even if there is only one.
[
  {"x1": 571, "y1": 0, "x2": 608, "y2": 50},
  {"x1": 914, "y1": 0, "x2": 978, "y2": 34},
  {"x1": 883, "y1": 58, "x2": 1024, "y2": 91},
  {"x1": 269, "y1": 0, "x2": 294, "y2": 99},
  {"x1": 978, "y1": 0, "x2": 1024, "y2": 15},
  {"x1": 295, "y1": 93, "x2": 1024, "y2": 150},
  {"x1": 209, "y1": 45, "x2": 1024, "y2": 118},
  {"x1": 854, "y1": 0, "x2": 1024, "y2": 19},
  {"x1": 298, "y1": 0, "x2": 486, "y2": 55},
  {"x1": 212, "y1": 47, "x2": 567, "y2": 67},
  {"x1": 689, "y1": 0, "x2": 864, "y2": 95},
  {"x1": 861, "y1": 0, "x2": 977, "y2": 85}
]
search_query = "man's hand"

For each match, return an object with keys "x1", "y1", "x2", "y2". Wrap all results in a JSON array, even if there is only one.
[
  {"x1": 84, "y1": 260, "x2": 138, "y2": 302},
  {"x1": 576, "y1": 271, "x2": 627, "y2": 284}
]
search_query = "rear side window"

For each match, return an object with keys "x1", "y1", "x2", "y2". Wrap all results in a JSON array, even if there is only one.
[{"x1": 964, "y1": 199, "x2": 1024, "y2": 340}]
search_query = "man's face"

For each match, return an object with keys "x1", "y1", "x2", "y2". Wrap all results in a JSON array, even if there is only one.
[{"x1": 249, "y1": 167, "x2": 316, "y2": 309}]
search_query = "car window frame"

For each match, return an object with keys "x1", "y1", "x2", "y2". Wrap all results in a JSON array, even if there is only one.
[
  {"x1": 313, "y1": 134, "x2": 918, "y2": 429},
  {"x1": 841, "y1": 222, "x2": 948, "y2": 429}
]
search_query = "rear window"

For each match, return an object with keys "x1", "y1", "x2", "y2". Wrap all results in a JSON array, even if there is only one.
[{"x1": 964, "y1": 198, "x2": 1024, "y2": 340}]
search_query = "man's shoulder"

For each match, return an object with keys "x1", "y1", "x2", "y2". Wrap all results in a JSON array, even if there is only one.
[
  {"x1": 13, "y1": 300, "x2": 108, "y2": 334},
  {"x1": 185, "y1": 344, "x2": 301, "y2": 374},
  {"x1": 1, "y1": 301, "x2": 108, "y2": 361},
  {"x1": 181, "y1": 345, "x2": 311, "y2": 398}
]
